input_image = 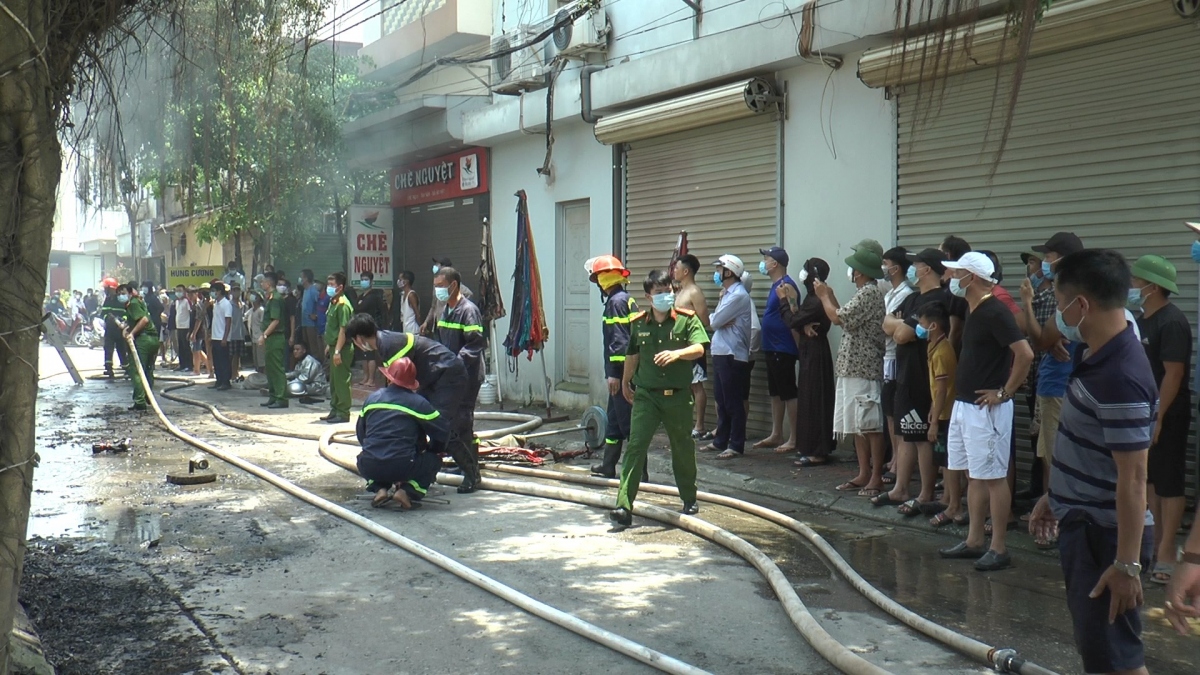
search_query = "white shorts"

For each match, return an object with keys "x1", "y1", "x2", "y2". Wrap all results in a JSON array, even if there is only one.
[
  {"x1": 692, "y1": 362, "x2": 708, "y2": 385},
  {"x1": 947, "y1": 400, "x2": 1013, "y2": 480},
  {"x1": 833, "y1": 377, "x2": 883, "y2": 435}
]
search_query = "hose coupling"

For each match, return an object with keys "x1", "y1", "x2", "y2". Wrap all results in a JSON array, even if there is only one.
[{"x1": 990, "y1": 647, "x2": 1025, "y2": 673}]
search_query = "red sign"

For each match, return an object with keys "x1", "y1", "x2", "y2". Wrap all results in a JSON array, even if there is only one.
[{"x1": 390, "y1": 148, "x2": 489, "y2": 207}]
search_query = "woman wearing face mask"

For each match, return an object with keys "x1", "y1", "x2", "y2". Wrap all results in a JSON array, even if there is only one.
[
  {"x1": 776, "y1": 258, "x2": 836, "y2": 466},
  {"x1": 355, "y1": 271, "x2": 389, "y2": 386},
  {"x1": 813, "y1": 248, "x2": 888, "y2": 495}
]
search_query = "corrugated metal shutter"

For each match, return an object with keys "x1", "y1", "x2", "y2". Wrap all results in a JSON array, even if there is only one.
[
  {"x1": 896, "y1": 24, "x2": 1200, "y2": 498},
  {"x1": 402, "y1": 197, "x2": 484, "y2": 293},
  {"x1": 625, "y1": 115, "x2": 781, "y2": 438}
]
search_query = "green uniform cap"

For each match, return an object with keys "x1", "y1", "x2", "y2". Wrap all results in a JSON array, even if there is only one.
[
  {"x1": 1131, "y1": 254, "x2": 1178, "y2": 294},
  {"x1": 851, "y1": 239, "x2": 884, "y2": 257}
]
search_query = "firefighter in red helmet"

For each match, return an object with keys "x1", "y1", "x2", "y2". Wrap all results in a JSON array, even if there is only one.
[
  {"x1": 98, "y1": 277, "x2": 130, "y2": 378},
  {"x1": 584, "y1": 256, "x2": 643, "y2": 480}
]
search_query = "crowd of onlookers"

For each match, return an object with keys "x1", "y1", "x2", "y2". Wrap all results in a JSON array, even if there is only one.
[{"x1": 671, "y1": 234, "x2": 1199, "y2": 674}]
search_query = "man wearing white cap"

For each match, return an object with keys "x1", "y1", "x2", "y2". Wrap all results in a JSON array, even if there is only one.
[
  {"x1": 938, "y1": 251, "x2": 1034, "y2": 572},
  {"x1": 706, "y1": 254, "x2": 753, "y2": 459}
]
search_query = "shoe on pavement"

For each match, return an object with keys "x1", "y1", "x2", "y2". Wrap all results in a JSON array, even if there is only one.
[
  {"x1": 128, "y1": 404, "x2": 147, "y2": 411},
  {"x1": 939, "y1": 541, "x2": 987, "y2": 560},
  {"x1": 260, "y1": 400, "x2": 274, "y2": 407},
  {"x1": 324, "y1": 415, "x2": 348, "y2": 424},
  {"x1": 680, "y1": 502, "x2": 699, "y2": 515},
  {"x1": 319, "y1": 412, "x2": 336, "y2": 421},
  {"x1": 590, "y1": 465, "x2": 616, "y2": 479},
  {"x1": 609, "y1": 508, "x2": 632, "y2": 528},
  {"x1": 215, "y1": 384, "x2": 232, "y2": 391},
  {"x1": 974, "y1": 550, "x2": 1013, "y2": 571},
  {"x1": 456, "y1": 478, "x2": 477, "y2": 494},
  {"x1": 267, "y1": 400, "x2": 289, "y2": 409}
]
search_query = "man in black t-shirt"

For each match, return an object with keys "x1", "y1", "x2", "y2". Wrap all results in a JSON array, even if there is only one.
[
  {"x1": 938, "y1": 252, "x2": 1033, "y2": 572},
  {"x1": 939, "y1": 236, "x2": 972, "y2": 354},
  {"x1": 877, "y1": 248, "x2": 948, "y2": 514},
  {"x1": 1130, "y1": 254, "x2": 1192, "y2": 584}
]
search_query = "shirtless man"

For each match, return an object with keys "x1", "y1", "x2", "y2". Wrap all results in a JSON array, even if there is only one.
[{"x1": 673, "y1": 254, "x2": 712, "y2": 439}]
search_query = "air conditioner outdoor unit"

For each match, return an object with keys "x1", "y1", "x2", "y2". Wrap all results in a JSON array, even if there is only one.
[
  {"x1": 552, "y1": 7, "x2": 608, "y2": 57},
  {"x1": 492, "y1": 43, "x2": 547, "y2": 93}
]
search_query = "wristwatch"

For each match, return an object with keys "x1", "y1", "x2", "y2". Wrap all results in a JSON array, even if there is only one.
[
  {"x1": 1112, "y1": 560, "x2": 1142, "y2": 577},
  {"x1": 996, "y1": 387, "x2": 1010, "y2": 401}
]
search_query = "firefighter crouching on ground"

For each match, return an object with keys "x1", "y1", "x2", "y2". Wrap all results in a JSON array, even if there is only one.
[
  {"x1": 610, "y1": 270, "x2": 710, "y2": 530},
  {"x1": 584, "y1": 255, "x2": 645, "y2": 482},
  {"x1": 99, "y1": 276, "x2": 130, "y2": 378},
  {"x1": 119, "y1": 283, "x2": 159, "y2": 411},
  {"x1": 343, "y1": 316, "x2": 471, "y2": 459},
  {"x1": 432, "y1": 267, "x2": 486, "y2": 494},
  {"x1": 356, "y1": 357, "x2": 448, "y2": 509}
]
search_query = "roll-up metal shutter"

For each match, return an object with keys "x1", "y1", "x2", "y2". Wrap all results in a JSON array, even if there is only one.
[
  {"x1": 896, "y1": 24, "x2": 1200, "y2": 498},
  {"x1": 625, "y1": 115, "x2": 781, "y2": 438},
  {"x1": 402, "y1": 196, "x2": 485, "y2": 294}
]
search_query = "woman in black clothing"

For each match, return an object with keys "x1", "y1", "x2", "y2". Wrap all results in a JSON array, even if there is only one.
[{"x1": 778, "y1": 257, "x2": 836, "y2": 465}]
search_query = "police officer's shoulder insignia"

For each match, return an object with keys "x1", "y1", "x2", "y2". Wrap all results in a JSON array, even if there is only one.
[
  {"x1": 674, "y1": 307, "x2": 696, "y2": 316},
  {"x1": 630, "y1": 310, "x2": 647, "y2": 322}
]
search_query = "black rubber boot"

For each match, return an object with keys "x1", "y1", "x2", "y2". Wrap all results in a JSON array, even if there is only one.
[{"x1": 590, "y1": 442, "x2": 622, "y2": 478}]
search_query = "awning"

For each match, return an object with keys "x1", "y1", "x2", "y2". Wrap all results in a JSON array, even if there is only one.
[
  {"x1": 593, "y1": 78, "x2": 779, "y2": 145},
  {"x1": 857, "y1": 0, "x2": 1185, "y2": 88}
]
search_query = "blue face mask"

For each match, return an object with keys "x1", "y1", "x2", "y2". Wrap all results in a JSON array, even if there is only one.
[
  {"x1": 914, "y1": 324, "x2": 929, "y2": 340},
  {"x1": 651, "y1": 292, "x2": 675, "y2": 312},
  {"x1": 1127, "y1": 286, "x2": 1146, "y2": 310},
  {"x1": 1056, "y1": 297, "x2": 1084, "y2": 343},
  {"x1": 1029, "y1": 272, "x2": 1043, "y2": 287},
  {"x1": 758, "y1": 261, "x2": 769, "y2": 276},
  {"x1": 360, "y1": 279, "x2": 371, "y2": 289},
  {"x1": 434, "y1": 286, "x2": 451, "y2": 302},
  {"x1": 1192, "y1": 241, "x2": 1200, "y2": 264},
  {"x1": 175, "y1": 291, "x2": 184, "y2": 300},
  {"x1": 117, "y1": 294, "x2": 129, "y2": 304},
  {"x1": 1041, "y1": 260, "x2": 1055, "y2": 280},
  {"x1": 432, "y1": 264, "x2": 441, "y2": 274},
  {"x1": 906, "y1": 266, "x2": 919, "y2": 286},
  {"x1": 949, "y1": 277, "x2": 970, "y2": 297},
  {"x1": 326, "y1": 285, "x2": 337, "y2": 296},
  {"x1": 713, "y1": 271, "x2": 723, "y2": 285}
]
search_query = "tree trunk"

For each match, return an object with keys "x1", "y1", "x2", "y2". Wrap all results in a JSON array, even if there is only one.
[
  {"x1": 0, "y1": 20, "x2": 62, "y2": 669},
  {"x1": 334, "y1": 193, "x2": 347, "y2": 274}
]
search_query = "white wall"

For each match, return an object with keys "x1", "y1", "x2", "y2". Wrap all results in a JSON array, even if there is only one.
[
  {"x1": 488, "y1": 118, "x2": 613, "y2": 406},
  {"x1": 779, "y1": 55, "x2": 896, "y2": 338}
]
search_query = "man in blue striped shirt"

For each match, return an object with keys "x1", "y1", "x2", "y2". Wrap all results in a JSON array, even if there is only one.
[{"x1": 1028, "y1": 249, "x2": 1157, "y2": 675}]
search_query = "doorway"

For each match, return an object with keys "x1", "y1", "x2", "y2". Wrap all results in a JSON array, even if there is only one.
[{"x1": 556, "y1": 200, "x2": 591, "y2": 386}]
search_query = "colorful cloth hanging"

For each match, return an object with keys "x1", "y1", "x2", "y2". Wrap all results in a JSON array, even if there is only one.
[{"x1": 502, "y1": 191, "x2": 549, "y2": 359}]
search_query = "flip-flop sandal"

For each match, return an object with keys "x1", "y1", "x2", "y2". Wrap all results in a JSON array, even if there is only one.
[
  {"x1": 715, "y1": 450, "x2": 740, "y2": 460},
  {"x1": 370, "y1": 490, "x2": 393, "y2": 508},
  {"x1": 919, "y1": 501, "x2": 948, "y2": 517},
  {"x1": 870, "y1": 493, "x2": 906, "y2": 508},
  {"x1": 953, "y1": 513, "x2": 970, "y2": 527},
  {"x1": 698, "y1": 431, "x2": 715, "y2": 441},
  {"x1": 773, "y1": 446, "x2": 795, "y2": 454},
  {"x1": 794, "y1": 456, "x2": 828, "y2": 467},
  {"x1": 897, "y1": 499, "x2": 925, "y2": 516},
  {"x1": 929, "y1": 511, "x2": 954, "y2": 528},
  {"x1": 835, "y1": 481, "x2": 866, "y2": 492},
  {"x1": 881, "y1": 473, "x2": 896, "y2": 486},
  {"x1": 1149, "y1": 563, "x2": 1174, "y2": 585},
  {"x1": 858, "y1": 488, "x2": 882, "y2": 498},
  {"x1": 1035, "y1": 536, "x2": 1058, "y2": 550}
]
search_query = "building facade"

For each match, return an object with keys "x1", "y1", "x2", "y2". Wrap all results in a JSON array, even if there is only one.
[{"x1": 345, "y1": 0, "x2": 1200, "y2": 466}]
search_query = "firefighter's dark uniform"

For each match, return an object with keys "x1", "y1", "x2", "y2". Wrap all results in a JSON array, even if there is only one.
[
  {"x1": 100, "y1": 290, "x2": 130, "y2": 375},
  {"x1": 355, "y1": 385, "x2": 448, "y2": 500},
  {"x1": 125, "y1": 296, "x2": 159, "y2": 409},
  {"x1": 435, "y1": 297, "x2": 486, "y2": 489},
  {"x1": 616, "y1": 308, "x2": 709, "y2": 513},
  {"x1": 592, "y1": 286, "x2": 639, "y2": 477},
  {"x1": 262, "y1": 290, "x2": 288, "y2": 405}
]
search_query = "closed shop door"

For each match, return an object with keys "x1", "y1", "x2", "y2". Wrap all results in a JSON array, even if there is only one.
[
  {"x1": 896, "y1": 24, "x2": 1200, "y2": 495},
  {"x1": 402, "y1": 196, "x2": 486, "y2": 301},
  {"x1": 625, "y1": 115, "x2": 781, "y2": 438}
]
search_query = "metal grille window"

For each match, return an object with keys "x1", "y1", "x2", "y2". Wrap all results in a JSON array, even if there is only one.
[{"x1": 381, "y1": 0, "x2": 446, "y2": 36}]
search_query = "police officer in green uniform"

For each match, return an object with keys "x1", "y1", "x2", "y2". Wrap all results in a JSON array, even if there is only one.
[
  {"x1": 610, "y1": 270, "x2": 710, "y2": 529},
  {"x1": 257, "y1": 271, "x2": 288, "y2": 408},
  {"x1": 119, "y1": 284, "x2": 159, "y2": 411},
  {"x1": 322, "y1": 272, "x2": 355, "y2": 424}
]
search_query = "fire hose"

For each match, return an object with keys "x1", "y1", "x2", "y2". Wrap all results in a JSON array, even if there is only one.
[{"x1": 113, "y1": 332, "x2": 1059, "y2": 675}]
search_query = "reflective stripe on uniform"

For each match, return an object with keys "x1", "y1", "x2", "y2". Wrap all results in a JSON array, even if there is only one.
[
  {"x1": 605, "y1": 438, "x2": 619, "y2": 445},
  {"x1": 602, "y1": 315, "x2": 635, "y2": 325},
  {"x1": 609, "y1": 355, "x2": 626, "y2": 362},
  {"x1": 383, "y1": 333, "x2": 415, "y2": 366},
  {"x1": 437, "y1": 320, "x2": 483, "y2": 332},
  {"x1": 360, "y1": 402, "x2": 440, "y2": 420},
  {"x1": 406, "y1": 479, "x2": 427, "y2": 495}
]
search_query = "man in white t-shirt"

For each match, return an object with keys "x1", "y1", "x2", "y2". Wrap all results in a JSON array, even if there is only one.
[
  {"x1": 211, "y1": 282, "x2": 234, "y2": 390},
  {"x1": 173, "y1": 284, "x2": 193, "y2": 372}
]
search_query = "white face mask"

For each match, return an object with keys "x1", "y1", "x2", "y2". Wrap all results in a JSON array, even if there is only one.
[
  {"x1": 798, "y1": 269, "x2": 809, "y2": 283},
  {"x1": 846, "y1": 267, "x2": 856, "y2": 283}
]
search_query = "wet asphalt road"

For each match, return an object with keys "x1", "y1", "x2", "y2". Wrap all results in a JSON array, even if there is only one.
[{"x1": 27, "y1": 346, "x2": 1198, "y2": 674}]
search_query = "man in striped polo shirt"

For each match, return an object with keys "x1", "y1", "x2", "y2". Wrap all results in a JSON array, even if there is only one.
[{"x1": 1029, "y1": 249, "x2": 1157, "y2": 675}]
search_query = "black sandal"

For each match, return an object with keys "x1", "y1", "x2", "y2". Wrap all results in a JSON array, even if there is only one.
[{"x1": 794, "y1": 456, "x2": 828, "y2": 467}]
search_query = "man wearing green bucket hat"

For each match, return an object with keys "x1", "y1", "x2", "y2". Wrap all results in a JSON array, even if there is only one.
[
  {"x1": 1130, "y1": 254, "x2": 1191, "y2": 587},
  {"x1": 813, "y1": 247, "x2": 887, "y2": 496}
]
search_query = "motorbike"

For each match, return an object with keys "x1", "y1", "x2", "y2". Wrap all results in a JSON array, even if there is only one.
[{"x1": 75, "y1": 315, "x2": 105, "y2": 348}]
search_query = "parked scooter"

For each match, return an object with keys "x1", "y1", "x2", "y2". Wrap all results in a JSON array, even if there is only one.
[{"x1": 75, "y1": 315, "x2": 105, "y2": 348}]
